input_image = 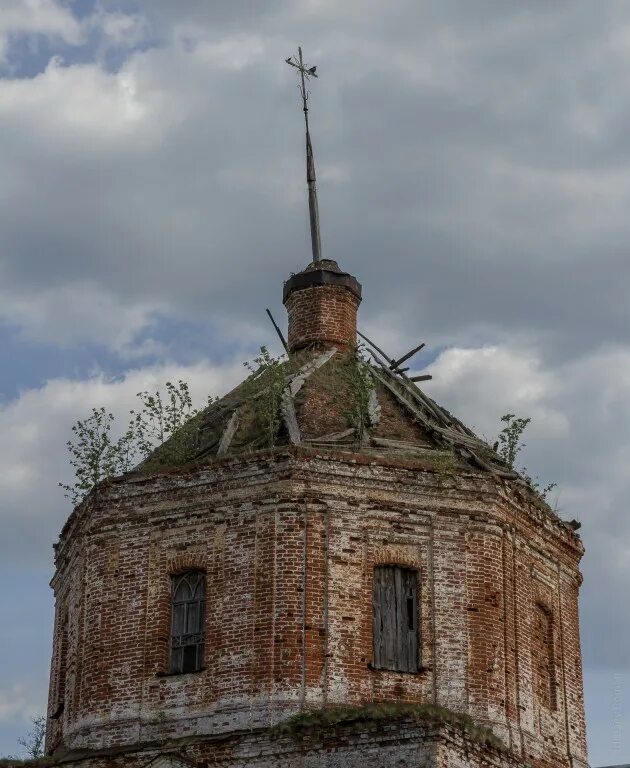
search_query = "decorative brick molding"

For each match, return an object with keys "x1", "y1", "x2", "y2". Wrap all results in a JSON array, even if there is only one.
[{"x1": 167, "y1": 553, "x2": 208, "y2": 576}]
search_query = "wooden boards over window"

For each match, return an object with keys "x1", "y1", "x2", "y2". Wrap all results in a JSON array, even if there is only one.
[{"x1": 373, "y1": 565, "x2": 419, "y2": 673}]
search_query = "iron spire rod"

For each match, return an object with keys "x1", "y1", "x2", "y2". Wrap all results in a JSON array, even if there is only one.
[{"x1": 286, "y1": 46, "x2": 322, "y2": 264}]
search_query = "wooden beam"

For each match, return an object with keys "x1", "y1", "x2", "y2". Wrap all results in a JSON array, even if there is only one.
[
  {"x1": 287, "y1": 347, "x2": 336, "y2": 397},
  {"x1": 371, "y1": 438, "x2": 443, "y2": 458},
  {"x1": 363, "y1": 331, "x2": 520, "y2": 481},
  {"x1": 370, "y1": 367, "x2": 439, "y2": 436},
  {"x1": 304, "y1": 427, "x2": 356, "y2": 443},
  {"x1": 367, "y1": 388, "x2": 381, "y2": 427},
  {"x1": 370, "y1": 436, "x2": 433, "y2": 451},
  {"x1": 265, "y1": 308, "x2": 290, "y2": 355},
  {"x1": 217, "y1": 409, "x2": 240, "y2": 457},
  {"x1": 370, "y1": 354, "x2": 445, "y2": 424},
  {"x1": 390, "y1": 342, "x2": 425, "y2": 370},
  {"x1": 281, "y1": 390, "x2": 301, "y2": 444},
  {"x1": 357, "y1": 330, "x2": 398, "y2": 368}
]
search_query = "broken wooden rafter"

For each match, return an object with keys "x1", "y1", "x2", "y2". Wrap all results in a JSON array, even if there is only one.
[
  {"x1": 431, "y1": 424, "x2": 492, "y2": 452},
  {"x1": 360, "y1": 336, "x2": 439, "y2": 423},
  {"x1": 466, "y1": 448, "x2": 520, "y2": 480},
  {"x1": 265, "y1": 308, "x2": 289, "y2": 355},
  {"x1": 370, "y1": 353, "x2": 444, "y2": 425},
  {"x1": 389, "y1": 342, "x2": 426, "y2": 371},
  {"x1": 378, "y1": 359, "x2": 470, "y2": 442},
  {"x1": 280, "y1": 347, "x2": 338, "y2": 445},
  {"x1": 370, "y1": 367, "x2": 440, "y2": 438},
  {"x1": 359, "y1": 330, "x2": 428, "y2": 378},
  {"x1": 287, "y1": 347, "x2": 337, "y2": 396},
  {"x1": 381, "y1": 361, "x2": 441, "y2": 420},
  {"x1": 371, "y1": 364, "x2": 470, "y2": 443},
  {"x1": 304, "y1": 427, "x2": 356, "y2": 443},
  {"x1": 307, "y1": 441, "x2": 360, "y2": 450},
  {"x1": 410, "y1": 374, "x2": 432, "y2": 382},
  {"x1": 357, "y1": 330, "x2": 393, "y2": 366},
  {"x1": 281, "y1": 390, "x2": 301, "y2": 444},
  {"x1": 367, "y1": 387, "x2": 381, "y2": 427},
  {"x1": 370, "y1": 364, "x2": 516, "y2": 478},
  {"x1": 217, "y1": 409, "x2": 240, "y2": 457},
  {"x1": 370, "y1": 437, "x2": 436, "y2": 454},
  {"x1": 376, "y1": 367, "x2": 488, "y2": 452}
]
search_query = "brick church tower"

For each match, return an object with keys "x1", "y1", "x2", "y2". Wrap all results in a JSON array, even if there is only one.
[{"x1": 43, "y1": 51, "x2": 589, "y2": 768}]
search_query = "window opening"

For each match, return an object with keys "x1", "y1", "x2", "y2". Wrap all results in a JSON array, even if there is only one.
[
  {"x1": 169, "y1": 571, "x2": 206, "y2": 674},
  {"x1": 532, "y1": 602, "x2": 557, "y2": 710},
  {"x1": 373, "y1": 566, "x2": 419, "y2": 673}
]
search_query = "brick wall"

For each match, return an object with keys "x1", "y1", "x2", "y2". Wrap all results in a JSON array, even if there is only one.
[
  {"x1": 37, "y1": 719, "x2": 529, "y2": 768},
  {"x1": 46, "y1": 448, "x2": 589, "y2": 768},
  {"x1": 284, "y1": 285, "x2": 360, "y2": 351}
]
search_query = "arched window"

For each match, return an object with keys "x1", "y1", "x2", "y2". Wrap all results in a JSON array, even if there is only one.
[
  {"x1": 169, "y1": 571, "x2": 206, "y2": 674},
  {"x1": 373, "y1": 566, "x2": 419, "y2": 672},
  {"x1": 532, "y1": 602, "x2": 557, "y2": 710}
]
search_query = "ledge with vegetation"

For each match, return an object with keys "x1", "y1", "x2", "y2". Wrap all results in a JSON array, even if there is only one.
[{"x1": 271, "y1": 702, "x2": 507, "y2": 752}]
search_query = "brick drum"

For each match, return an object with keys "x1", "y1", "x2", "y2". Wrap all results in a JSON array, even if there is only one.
[
  {"x1": 42, "y1": 261, "x2": 589, "y2": 768},
  {"x1": 283, "y1": 260, "x2": 361, "y2": 352}
]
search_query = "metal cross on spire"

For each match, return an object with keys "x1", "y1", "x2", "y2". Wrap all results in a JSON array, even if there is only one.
[{"x1": 286, "y1": 47, "x2": 322, "y2": 264}]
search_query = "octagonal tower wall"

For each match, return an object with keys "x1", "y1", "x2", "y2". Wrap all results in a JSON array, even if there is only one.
[{"x1": 46, "y1": 449, "x2": 587, "y2": 768}]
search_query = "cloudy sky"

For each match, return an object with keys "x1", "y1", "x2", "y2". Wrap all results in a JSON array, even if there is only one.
[{"x1": 0, "y1": 0, "x2": 629, "y2": 763}]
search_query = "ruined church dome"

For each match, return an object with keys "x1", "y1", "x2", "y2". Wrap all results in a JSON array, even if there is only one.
[
  {"x1": 139, "y1": 258, "x2": 535, "y2": 500},
  {"x1": 45, "y1": 36, "x2": 589, "y2": 759},
  {"x1": 45, "y1": 257, "x2": 587, "y2": 768}
]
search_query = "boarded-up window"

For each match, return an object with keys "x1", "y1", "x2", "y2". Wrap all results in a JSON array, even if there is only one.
[
  {"x1": 373, "y1": 566, "x2": 419, "y2": 672},
  {"x1": 532, "y1": 603, "x2": 556, "y2": 710},
  {"x1": 169, "y1": 571, "x2": 206, "y2": 674}
]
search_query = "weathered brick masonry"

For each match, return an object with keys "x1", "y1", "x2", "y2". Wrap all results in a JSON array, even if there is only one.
[
  {"x1": 283, "y1": 259, "x2": 361, "y2": 352},
  {"x1": 39, "y1": 719, "x2": 529, "y2": 768},
  {"x1": 46, "y1": 448, "x2": 587, "y2": 767},
  {"x1": 44, "y1": 258, "x2": 589, "y2": 768}
]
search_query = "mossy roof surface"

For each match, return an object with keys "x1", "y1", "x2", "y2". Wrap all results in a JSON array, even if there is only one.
[{"x1": 134, "y1": 346, "x2": 519, "y2": 485}]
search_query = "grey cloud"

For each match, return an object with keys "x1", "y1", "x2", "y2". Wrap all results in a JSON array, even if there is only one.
[
  {"x1": 1, "y1": 1, "x2": 629, "y2": 361},
  {"x1": 2, "y1": 5, "x2": 630, "y2": 758},
  {"x1": 4, "y1": 0, "x2": 630, "y2": 646}
]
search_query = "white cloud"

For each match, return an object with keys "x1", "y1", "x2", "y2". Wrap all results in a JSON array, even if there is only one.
[
  {"x1": 0, "y1": 282, "x2": 162, "y2": 351},
  {"x1": 88, "y1": 7, "x2": 151, "y2": 50},
  {"x1": 0, "y1": 0, "x2": 81, "y2": 61},
  {"x1": 0, "y1": 680, "x2": 45, "y2": 723},
  {"x1": 427, "y1": 342, "x2": 630, "y2": 516},
  {"x1": 427, "y1": 345, "x2": 565, "y2": 439},
  {"x1": 0, "y1": 1, "x2": 154, "y2": 67},
  {"x1": 0, "y1": 56, "x2": 152, "y2": 141},
  {"x1": 191, "y1": 34, "x2": 268, "y2": 70}
]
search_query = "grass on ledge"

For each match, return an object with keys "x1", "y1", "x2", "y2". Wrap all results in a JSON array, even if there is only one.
[{"x1": 271, "y1": 702, "x2": 506, "y2": 752}]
